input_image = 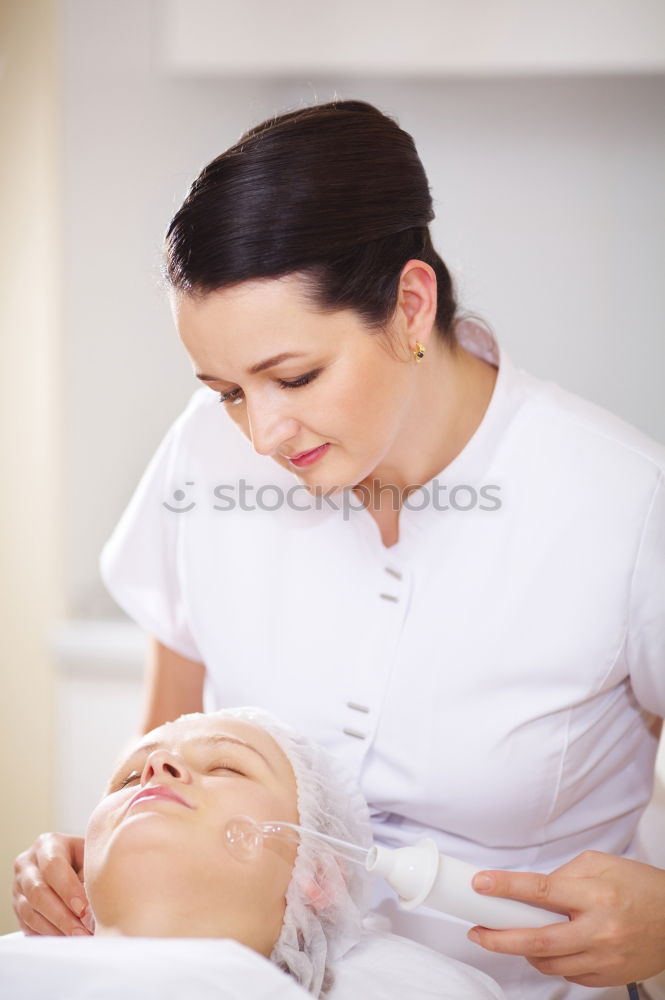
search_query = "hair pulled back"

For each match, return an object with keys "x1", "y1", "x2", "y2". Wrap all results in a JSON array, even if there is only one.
[{"x1": 164, "y1": 99, "x2": 459, "y2": 348}]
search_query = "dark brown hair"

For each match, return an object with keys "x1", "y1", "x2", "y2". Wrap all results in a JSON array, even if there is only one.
[{"x1": 164, "y1": 99, "x2": 459, "y2": 350}]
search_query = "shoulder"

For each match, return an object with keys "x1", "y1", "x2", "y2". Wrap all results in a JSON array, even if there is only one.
[
  {"x1": 161, "y1": 387, "x2": 278, "y2": 483},
  {"x1": 170, "y1": 386, "x2": 236, "y2": 443},
  {"x1": 509, "y1": 365, "x2": 665, "y2": 492},
  {"x1": 163, "y1": 386, "x2": 266, "y2": 468}
]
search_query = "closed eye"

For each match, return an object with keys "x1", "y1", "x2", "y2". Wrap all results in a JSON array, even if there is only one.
[
  {"x1": 115, "y1": 771, "x2": 141, "y2": 790},
  {"x1": 111, "y1": 762, "x2": 245, "y2": 791},
  {"x1": 218, "y1": 369, "x2": 321, "y2": 406}
]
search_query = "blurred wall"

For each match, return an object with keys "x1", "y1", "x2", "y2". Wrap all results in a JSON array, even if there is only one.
[{"x1": 0, "y1": 0, "x2": 63, "y2": 934}]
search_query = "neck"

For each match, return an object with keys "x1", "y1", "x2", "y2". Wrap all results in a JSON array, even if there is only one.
[
  {"x1": 93, "y1": 898, "x2": 220, "y2": 939},
  {"x1": 355, "y1": 337, "x2": 498, "y2": 511},
  {"x1": 90, "y1": 879, "x2": 282, "y2": 956}
]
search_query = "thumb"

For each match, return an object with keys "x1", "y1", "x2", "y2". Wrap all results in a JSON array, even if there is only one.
[{"x1": 68, "y1": 836, "x2": 87, "y2": 879}]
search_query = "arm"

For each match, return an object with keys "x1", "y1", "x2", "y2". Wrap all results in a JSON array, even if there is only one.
[{"x1": 139, "y1": 636, "x2": 205, "y2": 734}]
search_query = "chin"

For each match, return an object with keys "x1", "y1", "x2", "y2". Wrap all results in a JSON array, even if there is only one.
[
  {"x1": 301, "y1": 476, "x2": 358, "y2": 502},
  {"x1": 295, "y1": 452, "x2": 378, "y2": 500},
  {"x1": 310, "y1": 478, "x2": 347, "y2": 495}
]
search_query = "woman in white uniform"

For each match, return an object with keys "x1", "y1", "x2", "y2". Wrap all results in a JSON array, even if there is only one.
[{"x1": 12, "y1": 99, "x2": 665, "y2": 1000}]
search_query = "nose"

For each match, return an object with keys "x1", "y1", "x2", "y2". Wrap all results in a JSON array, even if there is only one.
[
  {"x1": 140, "y1": 749, "x2": 191, "y2": 786},
  {"x1": 245, "y1": 394, "x2": 300, "y2": 458}
]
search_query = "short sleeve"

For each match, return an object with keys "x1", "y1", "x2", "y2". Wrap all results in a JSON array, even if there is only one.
[
  {"x1": 627, "y1": 470, "x2": 665, "y2": 717},
  {"x1": 99, "y1": 397, "x2": 203, "y2": 663}
]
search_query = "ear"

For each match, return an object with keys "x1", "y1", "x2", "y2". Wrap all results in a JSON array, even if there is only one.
[
  {"x1": 303, "y1": 879, "x2": 330, "y2": 909},
  {"x1": 301, "y1": 856, "x2": 347, "y2": 911}
]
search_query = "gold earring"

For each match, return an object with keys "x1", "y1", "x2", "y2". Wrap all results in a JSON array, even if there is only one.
[{"x1": 412, "y1": 342, "x2": 426, "y2": 363}]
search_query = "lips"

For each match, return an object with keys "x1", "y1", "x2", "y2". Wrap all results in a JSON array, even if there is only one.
[
  {"x1": 286, "y1": 445, "x2": 327, "y2": 461},
  {"x1": 283, "y1": 443, "x2": 331, "y2": 467},
  {"x1": 128, "y1": 785, "x2": 192, "y2": 812}
]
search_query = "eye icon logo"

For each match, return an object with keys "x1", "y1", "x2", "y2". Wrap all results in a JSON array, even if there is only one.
[{"x1": 163, "y1": 482, "x2": 196, "y2": 513}]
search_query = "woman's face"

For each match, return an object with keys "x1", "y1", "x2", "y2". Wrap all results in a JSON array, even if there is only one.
[
  {"x1": 171, "y1": 268, "x2": 431, "y2": 495},
  {"x1": 83, "y1": 714, "x2": 299, "y2": 949}
]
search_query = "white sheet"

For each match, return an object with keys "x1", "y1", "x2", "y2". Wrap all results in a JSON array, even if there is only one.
[
  {"x1": 0, "y1": 929, "x2": 505, "y2": 999},
  {"x1": 0, "y1": 934, "x2": 309, "y2": 1000},
  {"x1": 329, "y1": 927, "x2": 506, "y2": 999}
]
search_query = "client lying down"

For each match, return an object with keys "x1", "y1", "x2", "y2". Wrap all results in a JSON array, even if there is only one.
[
  {"x1": 2, "y1": 708, "x2": 504, "y2": 1000},
  {"x1": 86, "y1": 706, "x2": 368, "y2": 996}
]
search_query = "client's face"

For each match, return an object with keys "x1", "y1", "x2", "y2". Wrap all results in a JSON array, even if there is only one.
[{"x1": 83, "y1": 713, "x2": 299, "y2": 954}]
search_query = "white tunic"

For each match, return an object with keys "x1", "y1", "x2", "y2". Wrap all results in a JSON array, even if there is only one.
[{"x1": 100, "y1": 323, "x2": 665, "y2": 1000}]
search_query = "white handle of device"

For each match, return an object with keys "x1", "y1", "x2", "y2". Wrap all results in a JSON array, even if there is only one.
[{"x1": 366, "y1": 838, "x2": 569, "y2": 930}]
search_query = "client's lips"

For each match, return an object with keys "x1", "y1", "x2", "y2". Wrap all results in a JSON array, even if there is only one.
[{"x1": 128, "y1": 785, "x2": 192, "y2": 811}]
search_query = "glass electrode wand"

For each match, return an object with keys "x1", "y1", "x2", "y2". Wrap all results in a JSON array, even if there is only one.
[{"x1": 223, "y1": 815, "x2": 569, "y2": 930}]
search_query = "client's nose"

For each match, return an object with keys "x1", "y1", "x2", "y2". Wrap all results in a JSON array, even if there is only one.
[{"x1": 141, "y1": 748, "x2": 190, "y2": 784}]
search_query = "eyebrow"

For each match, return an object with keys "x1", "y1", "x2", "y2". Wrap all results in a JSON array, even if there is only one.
[
  {"x1": 112, "y1": 734, "x2": 274, "y2": 778},
  {"x1": 195, "y1": 351, "x2": 308, "y2": 383}
]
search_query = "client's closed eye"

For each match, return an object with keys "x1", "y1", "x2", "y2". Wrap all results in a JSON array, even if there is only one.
[
  {"x1": 112, "y1": 761, "x2": 245, "y2": 792},
  {"x1": 116, "y1": 772, "x2": 141, "y2": 790},
  {"x1": 209, "y1": 763, "x2": 246, "y2": 776}
]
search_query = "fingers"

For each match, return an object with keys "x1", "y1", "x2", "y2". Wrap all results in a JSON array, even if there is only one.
[
  {"x1": 34, "y1": 834, "x2": 89, "y2": 912},
  {"x1": 13, "y1": 859, "x2": 92, "y2": 936},
  {"x1": 13, "y1": 834, "x2": 92, "y2": 937},
  {"x1": 526, "y1": 951, "x2": 599, "y2": 982},
  {"x1": 68, "y1": 834, "x2": 87, "y2": 877},
  {"x1": 467, "y1": 854, "x2": 661, "y2": 986},
  {"x1": 526, "y1": 950, "x2": 631, "y2": 988},
  {"x1": 13, "y1": 890, "x2": 67, "y2": 937},
  {"x1": 471, "y1": 869, "x2": 584, "y2": 914},
  {"x1": 468, "y1": 915, "x2": 585, "y2": 959}
]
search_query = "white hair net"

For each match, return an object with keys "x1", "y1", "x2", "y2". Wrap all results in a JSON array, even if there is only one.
[{"x1": 190, "y1": 707, "x2": 373, "y2": 997}]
